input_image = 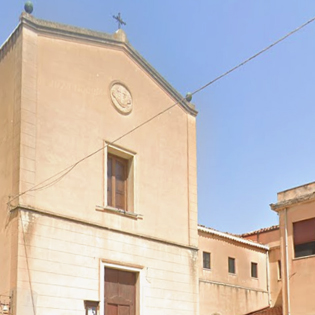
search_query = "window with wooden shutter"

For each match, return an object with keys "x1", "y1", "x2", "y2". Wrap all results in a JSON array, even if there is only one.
[
  {"x1": 277, "y1": 260, "x2": 282, "y2": 280},
  {"x1": 228, "y1": 257, "x2": 235, "y2": 274},
  {"x1": 107, "y1": 154, "x2": 128, "y2": 210},
  {"x1": 203, "y1": 252, "x2": 211, "y2": 269},
  {"x1": 293, "y1": 218, "x2": 315, "y2": 258},
  {"x1": 104, "y1": 144, "x2": 135, "y2": 213},
  {"x1": 251, "y1": 262, "x2": 258, "y2": 278}
]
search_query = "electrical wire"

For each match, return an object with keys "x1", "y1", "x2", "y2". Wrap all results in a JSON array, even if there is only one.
[
  {"x1": 7, "y1": 14, "x2": 315, "y2": 206},
  {"x1": 8, "y1": 101, "x2": 180, "y2": 204},
  {"x1": 191, "y1": 15, "x2": 315, "y2": 96}
]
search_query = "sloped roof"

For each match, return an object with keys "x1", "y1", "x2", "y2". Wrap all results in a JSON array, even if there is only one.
[
  {"x1": 198, "y1": 225, "x2": 269, "y2": 250},
  {"x1": 240, "y1": 225, "x2": 279, "y2": 237},
  {"x1": 6, "y1": 12, "x2": 197, "y2": 117}
]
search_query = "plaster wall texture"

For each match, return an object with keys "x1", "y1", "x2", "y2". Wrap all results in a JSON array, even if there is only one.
[
  {"x1": 187, "y1": 114, "x2": 198, "y2": 247},
  {"x1": 198, "y1": 232, "x2": 269, "y2": 315},
  {"x1": 242, "y1": 229, "x2": 282, "y2": 307},
  {"x1": 242, "y1": 228, "x2": 280, "y2": 248},
  {"x1": 0, "y1": 27, "x2": 22, "y2": 305},
  {"x1": 277, "y1": 181, "x2": 315, "y2": 202},
  {"x1": 16, "y1": 210, "x2": 199, "y2": 315},
  {"x1": 16, "y1": 26, "x2": 197, "y2": 248},
  {"x1": 267, "y1": 247, "x2": 282, "y2": 307},
  {"x1": 278, "y1": 202, "x2": 315, "y2": 315},
  {"x1": 0, "y1": 16, "x2": 199, "y2": 315},
  {"x1": 199, "y1": 282, "x2": 268, "y2": 315}
]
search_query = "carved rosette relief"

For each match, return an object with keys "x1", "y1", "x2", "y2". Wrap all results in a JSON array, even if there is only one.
[{"x1": 110, "y1": 82, "x2": 133, "y2": 115}]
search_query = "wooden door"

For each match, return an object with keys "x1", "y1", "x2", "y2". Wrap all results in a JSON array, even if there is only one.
[{"x1": 105, "y1": 268, "x2": 136, "y2": 315}]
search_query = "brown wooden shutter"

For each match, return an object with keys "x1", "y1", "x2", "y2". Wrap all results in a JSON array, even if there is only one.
[
  {"x1": 293, "y1": 218, "x2": 315, "y2": 245},
  {"x1": 107, "y1": 156, "x2": 113, "y2": 207},
  {"x1": 203, "y1": 252, "x2": 210, "y2": 269},
  {"x1": 115, "y1": 159, "x2": 127, "y2": 210},
  {"x1": 107, "y1": 154, "x2": 128, "y2": 210},
  {"x1": 251, "y1": 262, "x2": 258, "y2": 278},
  {"x1": 228, "y1": 257, "x2": 235, "y2": 273}
]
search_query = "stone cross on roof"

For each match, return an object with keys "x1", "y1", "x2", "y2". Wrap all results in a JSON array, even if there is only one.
[{"x1": 112, "y1": 13, "x2": 126, "y2": 29}]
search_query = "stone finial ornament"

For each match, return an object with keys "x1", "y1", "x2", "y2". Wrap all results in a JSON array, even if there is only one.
[
  {"x1": 185, "y1": 92, "x2": 193, "y2": 102},
  {"x1": 24, "y1": 1, "x2": 33, "y2": 14}
]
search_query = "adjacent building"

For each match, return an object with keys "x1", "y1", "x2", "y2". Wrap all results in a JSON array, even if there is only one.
[
  {"x1": 198, "y1": 226, "x2": 270, "y2": 315},
  {"x1": 270, "y1": 182, "x2": 315, "y2": 315},
  {"x1": 199, "y1": 179, "x2": 315, "y2": 315},
  {"x1": 242, "y1": 225, "x2": 282, "y2": 310}
]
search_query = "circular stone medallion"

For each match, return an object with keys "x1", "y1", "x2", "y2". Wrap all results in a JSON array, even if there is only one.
[{"x1": 110, "y1": 83, "x2": 133, "y2": 115}]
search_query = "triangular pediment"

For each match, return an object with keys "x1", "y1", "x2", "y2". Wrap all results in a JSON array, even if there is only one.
[{"x1": 17, "y1": 13, "x2": 197, "y2": 116}]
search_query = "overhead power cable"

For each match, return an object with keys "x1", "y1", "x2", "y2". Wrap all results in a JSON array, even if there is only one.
[
  {"x1": 192, "y1": 14, "x2": 315, "y2": 96},
  {"x1": 8, "y1": 14, "x2": 315, "y2": 205}
]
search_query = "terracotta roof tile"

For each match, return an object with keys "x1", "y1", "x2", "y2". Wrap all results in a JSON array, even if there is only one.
[
  {"x1": 198, "y1": 225, "x2": 269, "y2": 250},
  {"x1": 240, "y1": 225, "x2": 279, "y2": 237}
]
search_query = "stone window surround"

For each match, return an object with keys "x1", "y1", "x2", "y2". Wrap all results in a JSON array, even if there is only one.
[{"x1": 103, "y1": 142, "x2": 136, "y2": 214}]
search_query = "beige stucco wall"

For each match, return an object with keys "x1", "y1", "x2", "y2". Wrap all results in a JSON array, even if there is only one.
[
  {"x1": 0, "y1": 16, "x2": 199, "y2": 315},
  {"x1": 259, "y1": 230, "x2": 282, "y2": 308},
  {"x1": 198, "y1": 231, "x2": 269, "y2": 315},
  {"x1": 0, "y1": 27, "x2": 23, "y2": 309},
  {"x1": 16, "y1": 25, "x2": 197, "y2": 248},
  {"x1": 278, "y1": 202, "x2": 315, "y2": 315},
  {"x1": 16, "y1": 210, "x2": 199, "y2": 315},
  {"x1": 268, "y1": 247, "x2": 282, "y2": 307},
  {"x1": 277, "y1": 181, "x2": 315, "y2": 202},
  {"x1": 242, "y1": 229, "x2": 282, "y2": 307}
]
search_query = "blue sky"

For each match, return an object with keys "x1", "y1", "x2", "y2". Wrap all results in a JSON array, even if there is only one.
[{"x1": 2, "y1": 1, "x2": 315, "y2": 234}]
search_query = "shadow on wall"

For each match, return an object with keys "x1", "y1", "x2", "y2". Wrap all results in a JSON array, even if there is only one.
[{"x1": 274, "y1": 289, "x2": 282, "y2": 307}]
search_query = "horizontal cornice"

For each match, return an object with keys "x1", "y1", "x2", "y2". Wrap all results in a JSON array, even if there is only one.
[
  {"x1": 11, "y1": 205, "x2": 198, "y2": 251},
  {"x1": 0, "y1": 23, "x2": 22, "y2": 61},
  {"x1": 270, "y1": 191, "x2": 315, "y2": 212}
]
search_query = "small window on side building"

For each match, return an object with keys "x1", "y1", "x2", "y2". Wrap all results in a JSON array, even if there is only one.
[
  {"x1": 228, "y1": 257, "x2": 235, "y2": 274},
  {"x1": 251, "y1": 262, "x2": 258, "y2": 278},
  {"x1": 277, "y1": 260, "x2": 281, "y2": 280},
  {"x1": 293, "y1": 218, "x2": 315, "y2": 258},
  {"x1": 203, "y1": 252, "x2": 211, "y2": 269}
]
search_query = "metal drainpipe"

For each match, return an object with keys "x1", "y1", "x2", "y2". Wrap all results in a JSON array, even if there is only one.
[{"x1": 284, "y1": 207, "x2": 291, "y2": 315}]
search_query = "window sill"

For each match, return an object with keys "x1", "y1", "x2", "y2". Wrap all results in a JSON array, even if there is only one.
[
  {"x1": 203, "y1": 268, "x2": 211, "y2": 271},
  {"x1": 96, "y1": 205, "x2": 143, "y2": 220},
  {"x1": 293, "y1": 254, "x2": 315, "y2": 261}
]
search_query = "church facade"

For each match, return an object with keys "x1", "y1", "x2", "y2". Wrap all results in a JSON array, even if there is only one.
[
  {"x1": 0, "y1": 13, "x2": 198, "y2": 315},
  {"x1": 1, "y1": 12, "x2": 315, "y2": 315}
]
